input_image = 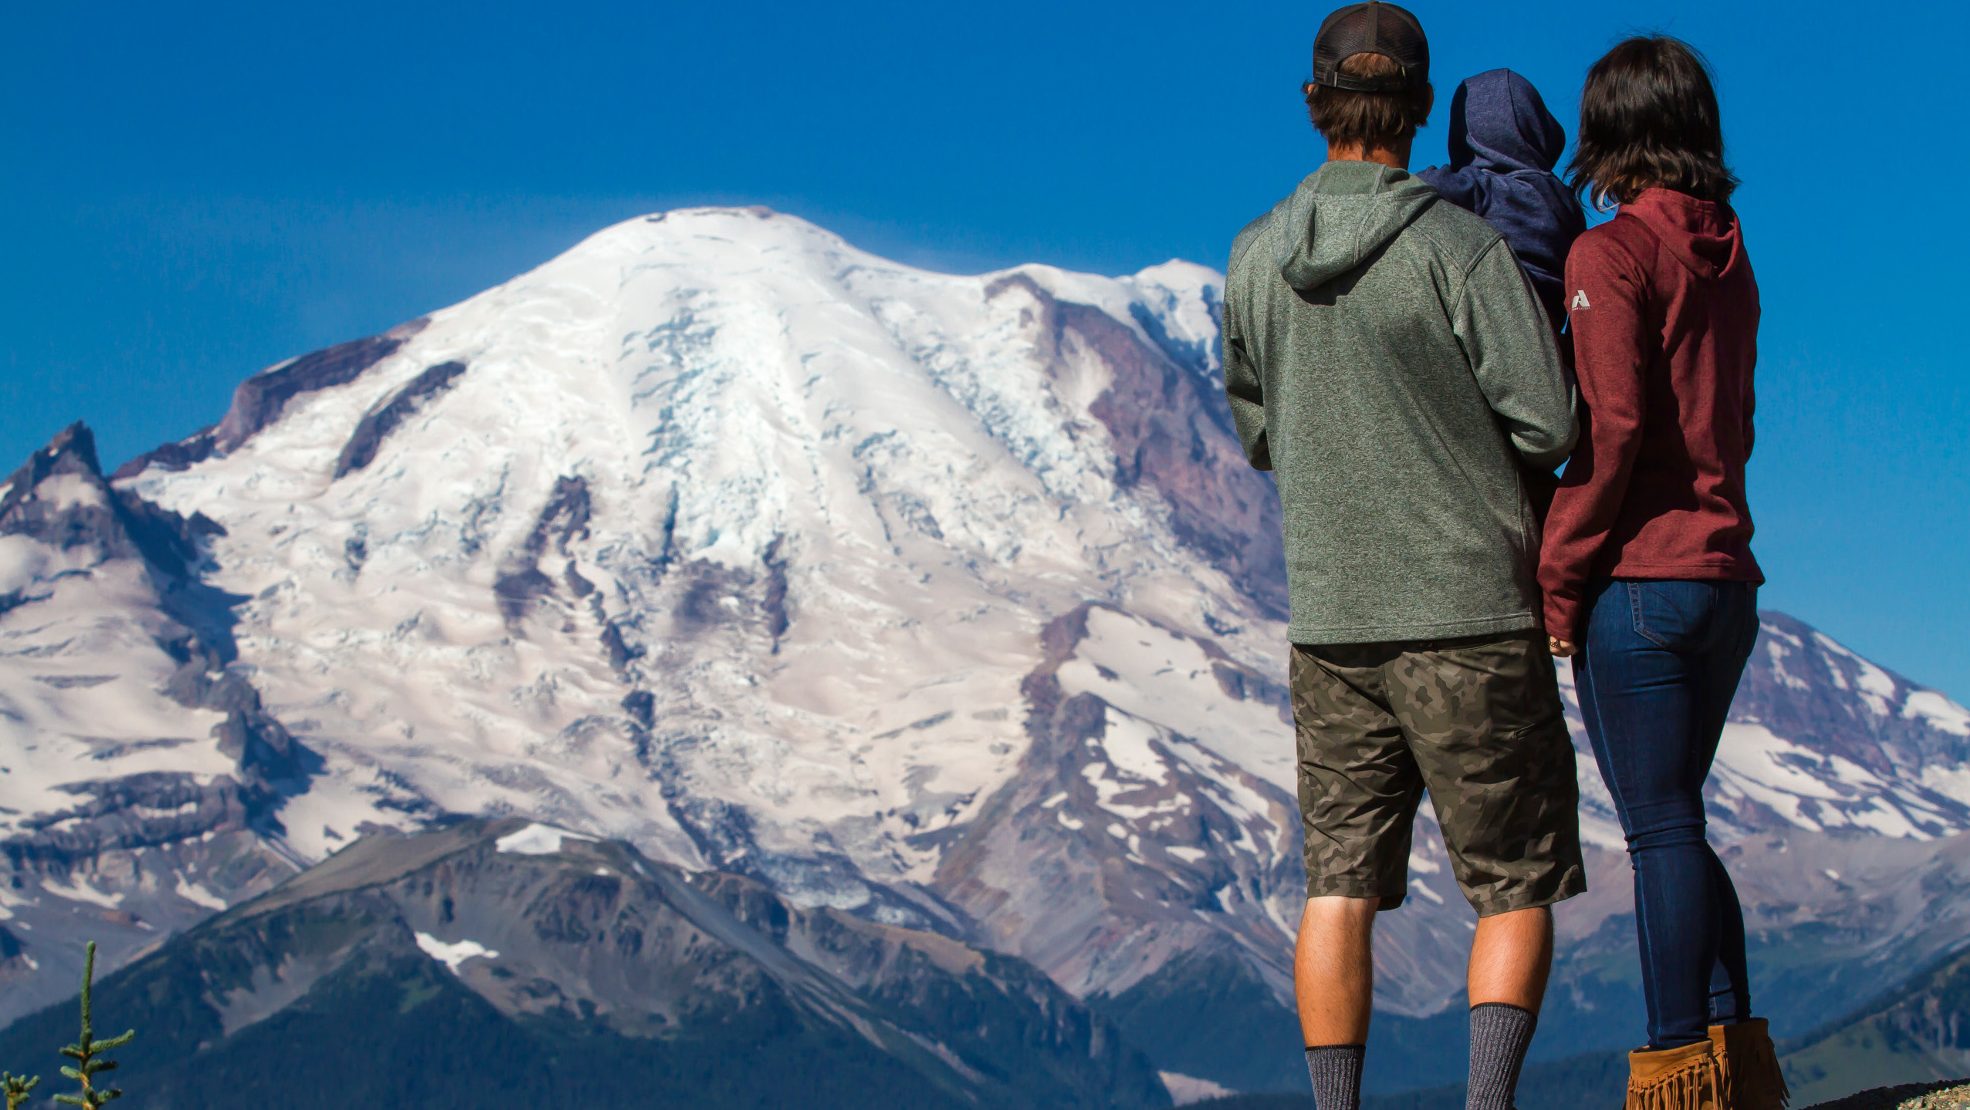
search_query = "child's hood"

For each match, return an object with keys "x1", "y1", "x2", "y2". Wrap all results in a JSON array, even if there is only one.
[
  {"x1": 1417, "y1": 68, "x2": 1585, "y2": 317},
  {"x1": 1448, "y1": 68, "x2": 1567, "y2": 174}
]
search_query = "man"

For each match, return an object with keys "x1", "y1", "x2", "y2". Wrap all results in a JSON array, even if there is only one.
[{"x1": 1221, "y1": 5, "x2": 1584, "y2": 1109}]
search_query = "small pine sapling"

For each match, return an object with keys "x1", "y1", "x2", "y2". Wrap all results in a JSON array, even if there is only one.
[
  {"x1": 53, "y1": 942, "x2": 134, "y2": 1109},
  {"x1": 3, "y1": 1072, "x2": 40, "y2": 1110}
]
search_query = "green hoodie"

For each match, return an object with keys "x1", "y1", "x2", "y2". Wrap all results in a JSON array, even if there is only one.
[{"x1": 1224, "y1": 161, "x2": 1576, "y2": 645}]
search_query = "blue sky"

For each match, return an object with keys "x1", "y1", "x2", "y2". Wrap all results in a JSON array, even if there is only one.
[{"x1": 4, "y1": 0, "x2": 1966, "y2": 697}]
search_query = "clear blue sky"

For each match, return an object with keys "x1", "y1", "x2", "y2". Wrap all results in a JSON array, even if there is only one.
[{"x1": 4, "y1": 1, "x2": 1966, "y2": 697}]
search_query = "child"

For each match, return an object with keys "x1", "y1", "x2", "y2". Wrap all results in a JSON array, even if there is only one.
[
  {"x1": 1419, "y1": 68, "x2": 1585, "y2": 520},
  {"x1": 1418, "y1": 69, "x2": 1585, "y2": 335}
]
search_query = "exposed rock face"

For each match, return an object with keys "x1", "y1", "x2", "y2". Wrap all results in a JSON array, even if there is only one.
[
  {"x1": 1072, "y1": 303, "x2": 1286, "y2": 620},
  {"x1": 333, "y1": 359, "x2": 469, "y2": 478},
  {"x1": 4, "y1": 773, "x2": 250, "y2": 866},
  {"x1": 210, "y1": 322, "x2": 427, "y2": 453},
  {"x1": 0, "y1": 424, "x2": 307, "y2": 1024},
  {"x1": 111, "y1": 321, "x2": 428, "y2": 481},
  {"x1": 2, "y1": 423, "x2": 215, "y2": 583},
  {"x1": 937, "y1": 602, "x2": 1299, "y2": 1002}
]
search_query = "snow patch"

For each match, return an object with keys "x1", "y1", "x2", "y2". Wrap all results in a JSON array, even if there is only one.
[
  {"x1": 1815, "y1": 632, "x2": 1898, "y2": 715},
  {"x1": 414, "y1": 932, "x2": 499, "y2": 974},
  {"x1": 173, "y1": 876, "x2": 229, "y2": 912},
  {"x1": 1099, "y1": 707, "x2": 1169, "y2": 785},
  {"x1": 1160, "y1": 1071, "x2": 1236, "y2": 1105},
  {"x1": 40, "y1": 875, "x2": 123, "y2": 909},
  {"x1": 1057, "y1": 608, "x2": 1294, "y2": 792},
  {"x1": 1765, "y1": 640, "x2": 1809, "y2": 690},
  {"x1": 30, "y1": 472, "x2": 108, "y2": 512},
  {"x1": 1853, "y1": 659, "x2": 1898, "y2": 716},
  {"x1": 1905, "y1": 690, "x2": 1970, "y2": 737},
  {"x1": 494, "y1": 823, "x2": 598, "y2": 856}
]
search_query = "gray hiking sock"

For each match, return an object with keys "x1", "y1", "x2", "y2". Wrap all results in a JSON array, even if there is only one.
[
  {"x1": 1305, "y1": 1044, "x2": 1366, "y2": 1110},
  {"x1": 1467, "y1": 1003, "x2": 1537, "y2": 1110}
]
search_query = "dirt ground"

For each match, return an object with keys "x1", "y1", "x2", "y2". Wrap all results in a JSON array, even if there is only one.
[{"x1": 1812, "y1": 1081, "x2": 1970, "y2": 1110}]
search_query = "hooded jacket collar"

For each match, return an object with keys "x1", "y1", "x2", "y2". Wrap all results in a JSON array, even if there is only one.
[
  {"x1": 1621, "y1": 188, "x2": 1745, "y2": 280},
  {"x1": 1274, "y1": 161, "x2": 1439, "y2": 292}
]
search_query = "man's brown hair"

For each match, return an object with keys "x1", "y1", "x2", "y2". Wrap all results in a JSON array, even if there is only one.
[{"x1": 1305, "y1": 53, "x2": 1433, "y2": 149}]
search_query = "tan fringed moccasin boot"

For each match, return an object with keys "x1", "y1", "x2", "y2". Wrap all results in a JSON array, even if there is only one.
[
  {"x1": 1708, "y1": 1018, "x2": 1790, "y2": 1110},
  {"x1": 1625, "y1": 1038, "x2": 1724, "y2": 1110}
]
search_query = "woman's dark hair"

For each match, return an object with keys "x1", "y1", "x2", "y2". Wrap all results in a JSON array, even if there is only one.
[
  {"x1": 1569, "y1": 35, "x2": 1737, "y2": 207},
  {"x1": 1305, "y1": 54, "x2": 1433, "y2": 150}
]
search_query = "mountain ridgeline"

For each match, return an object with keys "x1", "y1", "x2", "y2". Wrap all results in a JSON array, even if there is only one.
[{"x1": 0, "y1": 818, "x2": 1166, "y2": 1107}]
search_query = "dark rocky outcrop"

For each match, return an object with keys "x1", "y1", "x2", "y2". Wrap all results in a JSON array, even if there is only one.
[
  {"x1": 3, "y1": 773, "x2": 251, "y2": 868},
  {"x1": 489, "y1": 476, "x2": 648, "y2": 676},
  {"x1": 1, "y1": 424, "x2": 319, "y2": 852},
  {"x1": 110, "y1": 430, "x2": 219, "y2": 480},
  {"x1": 114, "y1": 318, "x2": 427, "y2": 478},
  {"x1": 494, "y1": 476, "x2": 594, "y2": 625},
  {"x1": 212, "y1": 322, "x2": 424, "y2": 453},
  {"x1": 2, "y1": 423, "x2": 222, "y2": 583},
  {"x1": 333, "y1": 359, "x2": 469, "y2": 478},
  {"x1": 170, "y1": 649, "x2": 320, "y2": 791},
  {"x1": 761, "y1": 534, "x2": 792, "y2": 650}
]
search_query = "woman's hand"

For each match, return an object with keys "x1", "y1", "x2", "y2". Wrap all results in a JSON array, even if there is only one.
[{"x1": 1548, "y1": 636, "x2": 1577, "y2": 658}]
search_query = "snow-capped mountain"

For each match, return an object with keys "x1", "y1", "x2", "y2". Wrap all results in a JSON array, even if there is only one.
[{"x1": 3, "y1": 207, "x2": 1967, "y2": 1095}]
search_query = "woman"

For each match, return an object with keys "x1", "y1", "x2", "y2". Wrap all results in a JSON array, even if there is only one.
[{"x1": 1537, "y1": 36, "x2": 1786, "y2": 1110}]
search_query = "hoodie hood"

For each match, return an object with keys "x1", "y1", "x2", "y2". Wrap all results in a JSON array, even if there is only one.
[
  {"x1": 1621, "y1": 188, "x2": 1745, "y2": 280},
  {"x1": 1416, "y1": 69, "x2": 1585, "y2": 320},
  {"x1": 1275, "y1": 161, "x2": 1439, "y2": 293},
  {"x1": 1446, "y1": 69, "x2": 1566, "y2": 174}
]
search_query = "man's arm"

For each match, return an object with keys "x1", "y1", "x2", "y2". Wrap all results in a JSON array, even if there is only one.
[
  {"x1": 1452, "y1": 238, "x2": 1578, "y2": 471},
  {"x1": 1537, "y1": 230, "x2": 1650, "y2": 642},
  {"x1": 1223, "y1": 278, "x2": 1272, "y2": 471}
]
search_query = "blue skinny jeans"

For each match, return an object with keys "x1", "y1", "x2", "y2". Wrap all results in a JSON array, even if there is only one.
[{"x1": 1574, "y1": 578, "x2": 1760, "y2": 1049}]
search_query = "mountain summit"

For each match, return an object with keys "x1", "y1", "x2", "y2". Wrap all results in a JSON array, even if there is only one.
[{"x1": 4, "y1": 207, "x2": 1967, "y2": 1099}]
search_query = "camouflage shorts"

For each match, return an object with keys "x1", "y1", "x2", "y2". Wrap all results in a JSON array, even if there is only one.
[{"x1": 1289, "y1": 631, "x2": 1586, "y2": 916}]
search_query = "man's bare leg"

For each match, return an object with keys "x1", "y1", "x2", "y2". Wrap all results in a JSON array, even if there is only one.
[
  {"x1": 1464, "y1": 906, "x2": 1554, "y2": 1110},
  {"x1": 1296, "y1": 896, "x2": 1378, "y2": 1109},
  {"x1": 1468, "y1": 906, "x2": 1553, "y2": 1008}
]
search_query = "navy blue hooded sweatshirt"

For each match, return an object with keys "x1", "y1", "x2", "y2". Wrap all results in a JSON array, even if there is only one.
[{"x1": 1418, "y1": 69, "x2": 1585, "y2": 329}]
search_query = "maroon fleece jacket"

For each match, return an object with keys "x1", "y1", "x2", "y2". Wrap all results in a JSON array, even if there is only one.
[{"x1": 1539, "y1": 188, "x2": 1763, "y2": 641}]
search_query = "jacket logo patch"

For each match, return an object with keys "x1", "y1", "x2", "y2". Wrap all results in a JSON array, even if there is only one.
[{"x1": 1569, "y1": 290, "x2": 1592, "y2": 311}]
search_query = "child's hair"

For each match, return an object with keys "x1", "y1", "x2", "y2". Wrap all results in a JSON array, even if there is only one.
[
  {"x1": 1569, "y1": 35, "x2": 1737, "y2": 207},
  {"x1": 1305, "y1": 54, "x2": 1433, "y2": 149}
]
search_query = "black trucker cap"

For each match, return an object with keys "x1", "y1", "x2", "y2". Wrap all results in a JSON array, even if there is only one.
[{"x1": 1310, "y1": 2, "x2": 1429, "y2": 92}]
